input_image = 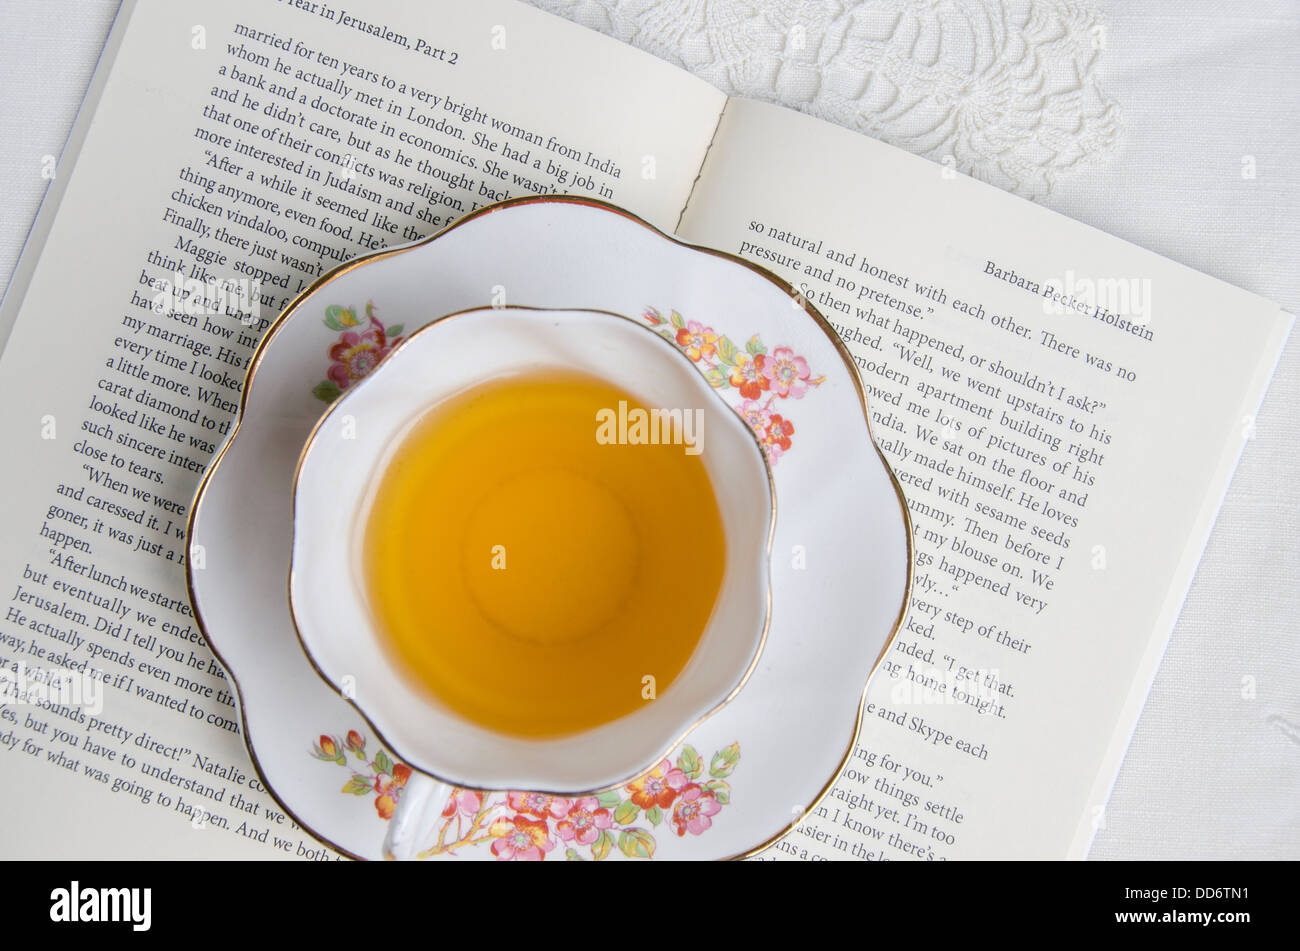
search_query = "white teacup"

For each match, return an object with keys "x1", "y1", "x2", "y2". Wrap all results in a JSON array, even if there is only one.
[{"x1": 289, "y1": 306, "x2": 774, "y2": 859}]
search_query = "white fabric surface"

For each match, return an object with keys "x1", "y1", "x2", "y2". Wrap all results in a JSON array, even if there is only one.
[{"x1": 1, "y1": 0, "x2": 1296, "y2": 859}]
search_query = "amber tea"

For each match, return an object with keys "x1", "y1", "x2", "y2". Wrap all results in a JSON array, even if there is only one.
[{"x1": 360, "y1": 371, "x2": 726, "y2": 738}]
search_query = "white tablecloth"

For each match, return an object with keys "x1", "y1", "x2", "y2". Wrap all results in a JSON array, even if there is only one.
[{"x1": 2, "y1": 0, "x2": 1296, "y2": 859}]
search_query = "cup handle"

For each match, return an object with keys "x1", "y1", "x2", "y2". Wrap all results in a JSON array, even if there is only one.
[{"x1": 383, "y1": 771, "x2": 452, "y2": 861}]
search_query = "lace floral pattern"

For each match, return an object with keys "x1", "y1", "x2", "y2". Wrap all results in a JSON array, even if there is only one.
[{"x1": 529, "y1": 0, "x2": 1118, "y2": 198}]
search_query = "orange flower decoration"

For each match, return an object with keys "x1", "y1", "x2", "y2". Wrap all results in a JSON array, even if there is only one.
[
  {"x1": 626, "y1": 758, "x2": 688, "y2": 810},
  {"x1": 675, "y1": 321, "x2": 718, "y2": 362},
  {"x1": 728, "y1": 351, "x2": 769, "y2": 400},
  {"x1": 373, "y1": 763, "x2": 412, "y2": 820},
  {"x1": 766, "y1": 415, "x2": 794, "y2": 454},
  {"x1": 490, "y1": 814, "x2": 555, "y2": 861}
]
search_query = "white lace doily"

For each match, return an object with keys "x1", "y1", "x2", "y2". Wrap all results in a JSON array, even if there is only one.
[{"x1": 528, "y1": 0, "x2": 1119, "y2": 198}]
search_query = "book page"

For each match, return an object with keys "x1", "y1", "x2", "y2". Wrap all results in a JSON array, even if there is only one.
[
  {"x1": 679, "y1": 99, "x2": 1291, "y2": 859},
  {"x1": 0, "y1": 0, "x2": 724, "y2": 858}
]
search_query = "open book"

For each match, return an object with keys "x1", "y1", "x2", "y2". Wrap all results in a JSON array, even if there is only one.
[{"x1": 0, "y1": 0, "x2": 1289, "y2": 859}]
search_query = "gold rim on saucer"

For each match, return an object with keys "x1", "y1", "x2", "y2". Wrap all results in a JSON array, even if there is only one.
[{"x1": 184, "y1": 195, "x2": 913, "y2": 862}]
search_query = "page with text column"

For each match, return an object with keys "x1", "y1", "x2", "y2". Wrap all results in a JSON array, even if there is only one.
[
  {"x1": 0, "y1": 0, "x2": 725, "y2": 857},
  {"x1": 679, "y1": 98, "x2": 1291, "y2": 859}
]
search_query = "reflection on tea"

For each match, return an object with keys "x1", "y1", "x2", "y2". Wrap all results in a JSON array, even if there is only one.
[{"x1": 361, "y1": 372, "x2": 726, "y2": 738}]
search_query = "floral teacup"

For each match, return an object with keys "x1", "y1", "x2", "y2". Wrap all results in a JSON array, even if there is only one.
[{"x1": 288, "y1": 306, "x2": 775, "y2": 859}]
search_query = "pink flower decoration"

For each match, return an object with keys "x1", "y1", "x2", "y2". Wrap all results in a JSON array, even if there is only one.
[
  {"x1": 555, "y1": 797, "x2": 613, "y2": 845},
  {"x1": 508, "y1": 791, "x2": 572, "y2": 820},
  {"x1": 738, "y1": 399, "x2": 772, "y2": 435},
  {"x1": 626, "y1": 758, "x2": 689, "y2": 810},
  {"x1": 762, "y1": 346, "x2": 812, "y2": 399},
  {"x1": 326, "y1": 315, "x2": 400, "y2": 391},
  {"x1": 671, "y1": 785, "x2": 722, "y2": 837},
  {"x1": 441, "y1": 789, "x2": 482, "y2": 819},
  {"x1": 489, "y1": 815, "x2": 555, "y2": 861},
  {"x1": 675, "y1": 321, "x2": 719, "y2": 362}
]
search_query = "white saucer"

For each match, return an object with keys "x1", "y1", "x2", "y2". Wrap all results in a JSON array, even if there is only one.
[{"x1": 187, "y1": 197, "x2": 910, "y2": 860}]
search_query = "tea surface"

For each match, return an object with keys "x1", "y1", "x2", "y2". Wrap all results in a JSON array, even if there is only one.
[{"x1": 361, "y1": 372, "x2": 726, "y2": 737}]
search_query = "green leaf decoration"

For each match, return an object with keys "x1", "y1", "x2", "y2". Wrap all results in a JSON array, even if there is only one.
[
  {"x1": 709, "y1": 742, "x2": 741, "y2": 779},
  {"x1": 746, "y1": 334, "x2": 767, "y2": 356},
  {"x1": 618, "y1": 828, "x2": 655, "y2": 859},
  {"x1": 385, "y1": 323, "x2": 404, "y2": 338},
  {"x1": 704, "y1": 780, "x2": 731, "y2": 804},
  {"x1": 312, "y1": 380, "x2": 342, "y2": 403},
  {"x1": 716, "y1": 334, "x2": 741, "y2": 367},
  {"x1": 566, "y1": 848, "x2": 584, "y2": 861},
  {"x1": 374, "y1": 749, "x2": 393, "y2": 776},
  {"x1": 592, "y1": 829, "x2": 615, "y2": 860},
  {"x1": 596, "y1": 790, "x2": 623, "y2": 810},
  {"x1": 324, "y1": 305, "x2": 358, "y2": 331},
  {"x1": 645, "y1": 806, "x2": 662, "y2": 827},
  {"x1": 677, "y1": 745, "x2": 702, "y2": 780},
  {"x1": 342, "y1": 774, "x2": 371, "y2": 796},
  {"x1": 669, "y1": 310, "x2": 686, "y2": 330},
  {"x1": 702, "y1": 366, "x2": 729, "y2": 389},
  {"x1": 612, "y1": 799, "x2": 640, "y2": 826}
]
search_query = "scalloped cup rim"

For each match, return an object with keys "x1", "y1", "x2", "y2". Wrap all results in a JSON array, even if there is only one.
[{"x1": 287, "y1": 305, "x2": 776, "y2": 796}]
